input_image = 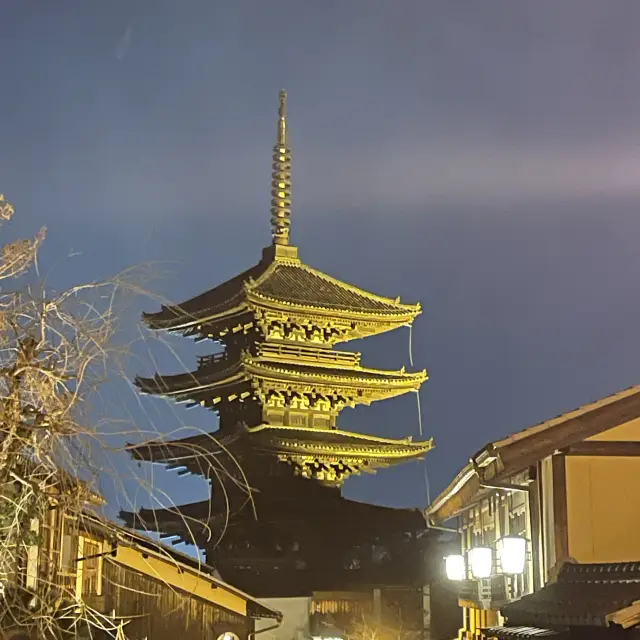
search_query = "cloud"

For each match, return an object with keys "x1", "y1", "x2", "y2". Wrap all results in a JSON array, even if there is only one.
[
  {"x1": 293, "y1": 138, "x2": 640, "y2": 212},
  {"x1": 37, "y1": 136, "x2": 640, "y2": 230},
  {"x1": 6, "y1": 0, "x2": 640, "y2": 231},
  {"x1": 115, "y1": 25, "x2": 134, "y2": 62}
]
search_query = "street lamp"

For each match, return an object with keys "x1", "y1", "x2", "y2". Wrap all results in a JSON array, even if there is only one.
[
  {"x1": 468, "y1": 546, "x2": 493, "y2": 579},
  {"x1": 496, "y1": 535, "x2": 527, "y2": 575},
  {"x1": 444, "y1": 554, "x2": 466, "y2": 581}
]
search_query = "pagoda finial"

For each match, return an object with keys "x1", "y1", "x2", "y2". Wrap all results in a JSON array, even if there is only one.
[{"x1": 270, "y1": 90, "x2": 292, "y2": 246}]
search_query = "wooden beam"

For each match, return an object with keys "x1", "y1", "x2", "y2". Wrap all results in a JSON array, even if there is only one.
[
  {"x1": 527, "y1": 465, "x2": 543, "y2": 590},
  {"x1": 552, "y1": 454, "x2": 569, "y2": 563},
  {"x1": 564, "y1": 440, "x2": 640, "y2": 457},
  {"x1": 498, "y1": 391, "x2": 640, "y2": 475}
]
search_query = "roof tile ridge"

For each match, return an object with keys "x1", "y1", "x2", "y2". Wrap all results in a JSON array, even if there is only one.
[
  {"x1": 249, "y1": 423, "x2": 431, "y2": 446},
  {"x1": 356, "y1": 363, "x2": 428, "y2": 378},
  {"x1": 160, "y1": 363, "x2": 247, "y2": 395},
  {"x1": 245, "y1": 289, "x2": 419, "y2": 320},
  {"x1": 244, "y1": 259, "x2": 280, "y2": 293},
  {"x1": 251, "y1": 350, "x2": 425, "y2": 378},
  {"x1": 246, "y1": 357, "x2": 426, "y2": 382},
  {"x1": 146, "y1": 258, "x2": 268, "y2": 316}
]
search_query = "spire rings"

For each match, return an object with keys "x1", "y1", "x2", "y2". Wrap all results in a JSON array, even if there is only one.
[{"x1": 270, "y1": 90, "x2": 292, "y2": 246}]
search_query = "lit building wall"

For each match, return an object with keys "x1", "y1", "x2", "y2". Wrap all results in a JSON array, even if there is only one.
[
  {"x1": 566, "y1": 455, "x2": 640, "y2": 563},
  {"x1": 565, "y1": 418, "x2": 640, "y2": 563},
  {"x1": 256, "y1": 597, "x2": 310, "y2": 640},
  {"x1": 588, "y1": 417, "x2": 640, "y2": 442}
]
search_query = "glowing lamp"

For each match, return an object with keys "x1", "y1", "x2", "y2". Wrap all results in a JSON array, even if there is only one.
[
  {"x1": 468, "y1": 546, "x2": 493, "y2": 579},
  {"x1": 444, "y1": 554, "x2": 466, "y2": 581},
  {"x1": 497, "y1": 535, "x2": 527, "y2": 575}
]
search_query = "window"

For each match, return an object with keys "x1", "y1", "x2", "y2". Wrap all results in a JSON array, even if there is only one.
[
  {"x1": 80, "y1": 538, "x2": 101, "y2": 595},
  {"x1": 60, "y1": 517, "x2": 78, "y2": 571},
  {"x1": 58, "y1": 515, "x2": 79, "y2": 592},
  {"x1": 25, "y1": 517, "x2": 40, "y2": 589}
]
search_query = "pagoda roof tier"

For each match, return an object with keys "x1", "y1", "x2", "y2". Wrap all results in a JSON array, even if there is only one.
[
  {"x1": 142, "y1": 245, "x2": 421, "y2": 344},
  {"x1": 135, "y1": 350, "x2": 427, "y2": 409},
  {"x1": 119, "y1": 491, "x2": 426, "y2": 547},
  {"x1": 126, "y1": 424, "x2": 433, "y2": 485}
]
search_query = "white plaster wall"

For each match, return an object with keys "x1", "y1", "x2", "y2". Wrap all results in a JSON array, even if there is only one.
[{"x1": 256, "y1": 597, "x2": 311, "y2": 640}]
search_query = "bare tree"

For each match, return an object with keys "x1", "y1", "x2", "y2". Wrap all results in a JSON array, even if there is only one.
[{"x1": 0, "y1": 195, "x2": 132, "y2": 638}]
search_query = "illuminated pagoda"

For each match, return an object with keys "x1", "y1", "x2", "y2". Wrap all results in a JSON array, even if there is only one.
[{"x1": 121, "y1": 91, "x2": 433, "y2": 596}]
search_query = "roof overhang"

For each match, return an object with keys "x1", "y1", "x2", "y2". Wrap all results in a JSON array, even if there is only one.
[
  {"x1": 81, "y1": 512, "x2": 282, "y2": 621},
  {"x1": 426, "y1": 384, "x2": 640, "y2": 525}
]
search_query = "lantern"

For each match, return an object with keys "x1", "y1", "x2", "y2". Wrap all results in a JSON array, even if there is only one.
[
  {"x1": 444, "y1": 554, "x2": 466, "y2": 581},
  {"x1": 468, "y1": 546, "x2": 493, "y2": 579},
  {"x1": 497, "y1": 535, "x2": 527, "y2": 575}
]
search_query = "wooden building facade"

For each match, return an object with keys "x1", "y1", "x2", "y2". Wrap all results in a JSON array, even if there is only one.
[
  {"x1": 426, "y1": 385, "x2": 640, "y2": 640},
  {"x1": 1, "y1": 507, "x2": 281, "y2": 640}
]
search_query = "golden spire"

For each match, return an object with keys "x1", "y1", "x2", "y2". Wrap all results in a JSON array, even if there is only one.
[{"x1": 270, "y1": 90, "x2": 292, "y2": 246}]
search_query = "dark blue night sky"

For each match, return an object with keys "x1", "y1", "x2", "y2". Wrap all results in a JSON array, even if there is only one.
[{"x1": 3, "y1": 1, "x2": 640, "y2": 549}]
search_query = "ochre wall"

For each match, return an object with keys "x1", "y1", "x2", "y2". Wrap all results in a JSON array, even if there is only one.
[
  {"x1": 113, "y1": 545, "x2": 248, "y2": 615},
  {"x1": 566, "y1": 454, "x2": 640, "y2": 562},
  {"x1": 586, "y1": 417, "x2": 640, "y2": 442}
]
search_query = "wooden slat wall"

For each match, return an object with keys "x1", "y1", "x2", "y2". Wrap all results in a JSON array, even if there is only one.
[{"x1": 101, "y1": 559, "x2": 251, "y2": 640}]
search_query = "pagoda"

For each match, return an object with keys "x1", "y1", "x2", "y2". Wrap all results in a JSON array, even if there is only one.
[{"x1": 121, "y1": 91, "x2": 433, "y2": 597}]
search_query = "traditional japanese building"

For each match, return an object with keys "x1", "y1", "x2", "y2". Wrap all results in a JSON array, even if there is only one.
[{"x1": 121, "y1": 91, "x2": 434, "y2": 600}]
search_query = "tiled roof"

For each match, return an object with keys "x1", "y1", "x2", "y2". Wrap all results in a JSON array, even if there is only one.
[
  {"x1": 501, "y1": 562, "x2": 640, "y2": 629},
  {"x1": 559, "y1": 562, "x2": 640, "y2": 583},
  {"x1": 427, "y1": 384, "x2": 640, "y2": 524},
  {"x1": 135, "y1": 358, "x2": 241, "y2": 395},
  {"x1": 80, "y1": 512, "x2": 282, "y2": 621},
  {"x1": 135, "y1": 356, "x2": 425, "y2": 396},
  {"x1": 252, "y1": 262, "x2": 415, "y2": 314},
  {"x1": 126, "y1": 424, "x2": 433, "y2": 463},
  {"x1": 253, "y1": 360, "x2": 423, "y2": 381},
  {"x1": 120, "y1": 491, "x2": 425, "y2": 539},
  {"x1": 143, "y1": 261, "x2": 267, "y2": 330},
  {"x1": 254, "y1": 425, "x2": 430, "y2": 448},
  {"x1": 142, "y1": 250, "x2": 419, "y2": 331}
]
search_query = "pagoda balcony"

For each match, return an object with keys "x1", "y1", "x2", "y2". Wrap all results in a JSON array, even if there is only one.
[
  {"x1": 255, "y1": 342, "x2": 362, "y2": 368},
  {"x1": 196, "y1": 343, "x2": 362, "y2": 371}
]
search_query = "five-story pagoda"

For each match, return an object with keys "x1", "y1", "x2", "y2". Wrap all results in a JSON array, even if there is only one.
[{"x1": 121, "y1": 91, "x2": 433, "y2": 596}]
